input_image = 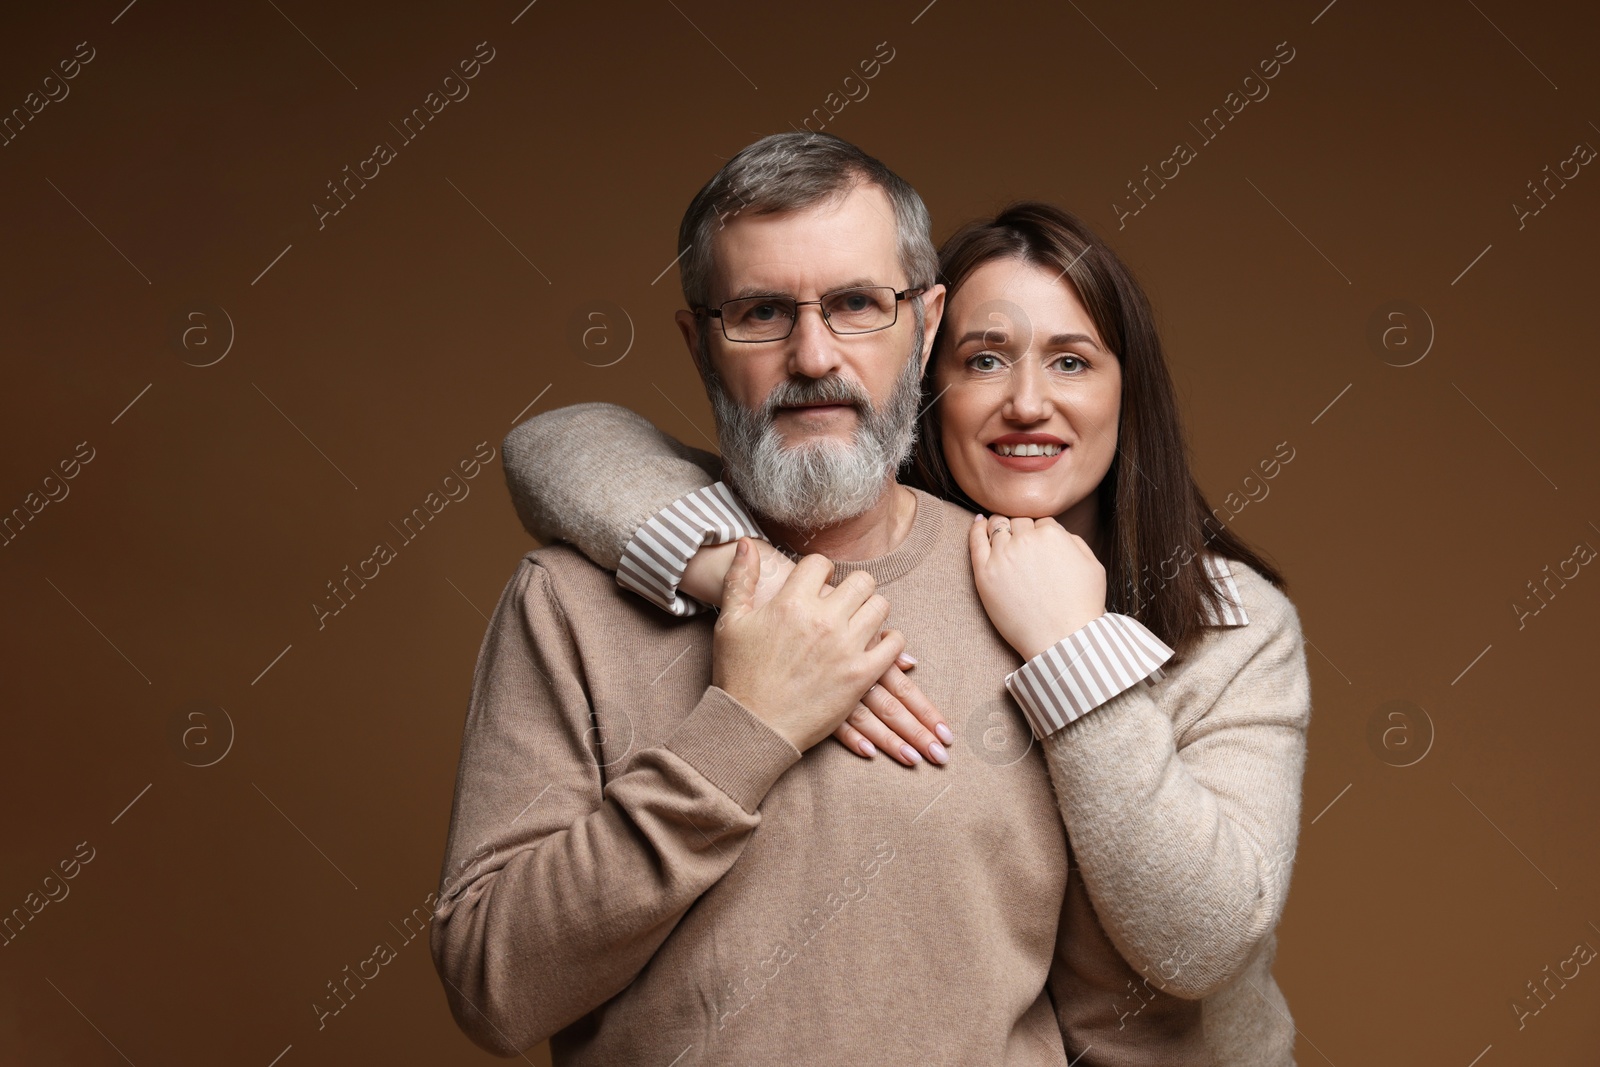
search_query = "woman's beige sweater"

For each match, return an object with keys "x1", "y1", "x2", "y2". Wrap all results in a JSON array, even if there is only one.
[{"x1": 500, "y1": 402, "x2": 1312, "y2": 1065}]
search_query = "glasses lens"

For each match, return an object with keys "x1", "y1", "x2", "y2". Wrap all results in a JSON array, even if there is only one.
[
  {"x1": 722, "y1": 297, "x2": 796, "y2": 341},
  {"x1": 822, "y1": 287, "x2": 896, "y2": 334}
]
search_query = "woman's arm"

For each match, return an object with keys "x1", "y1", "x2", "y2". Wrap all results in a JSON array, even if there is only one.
[
  {"x1": 1032, "y1": 570, "x2": 1310, "y2": 999},
  {"x1": 503, "y1": 401, "x2": 725, "y2": 573},
  {"x1": 969, "y1": 513, "x2": 1307, "y2": 997},
  {"x1": 504, "y1": 401, "x2": 786, "y2": 612}
]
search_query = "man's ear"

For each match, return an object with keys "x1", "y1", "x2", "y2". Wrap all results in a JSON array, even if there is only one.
[
  {"x1": 917, "y1": 283, "x2": 946, "y2": 377},
  {"x1": 675, "y1": 309, "x2": 708, "y2": 387},
  {"x1": 675, "y1": 308, "x2": 699, "y2": 351}
]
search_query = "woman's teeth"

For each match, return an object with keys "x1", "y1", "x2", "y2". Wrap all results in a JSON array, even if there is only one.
[{"x1": 992, "y1": 442, "x2": 1063, "y2": 457}]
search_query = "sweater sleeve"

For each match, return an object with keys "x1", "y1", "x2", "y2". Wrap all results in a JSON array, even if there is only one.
[
  {"x1": 501, "y1": 401, "x2": 768, "y2": 615},
  {"x1": 429, "y1": 556, "x2": 802, "y2": 1056},
  {"x1": 1038, "y1": 582, "x2": 1310, "y2": 1000},
  {"x1": 501, "y1": 401, "x2": 726, "y2": 571}
]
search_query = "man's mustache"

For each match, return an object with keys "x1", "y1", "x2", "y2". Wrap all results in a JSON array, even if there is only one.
[{"x1": 763, "y1": 375, "x2": 871, "y2": 416}]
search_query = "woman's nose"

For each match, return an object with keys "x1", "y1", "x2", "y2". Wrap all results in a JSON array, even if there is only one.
[{"x1": 1003, "y1": 361, "x2": 1052, "y2": 422}]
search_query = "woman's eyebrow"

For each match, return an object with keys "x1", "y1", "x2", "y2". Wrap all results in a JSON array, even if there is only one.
[
  {"x1": 1047, "y1": 332, "x2": 1101, "y2": 349},
  {"x1": 952, "y1": 329, "x2": 1100, "y2": 348},
  {"x1": 953, "y1": 329, "x2": 1010, "y2": 346}
]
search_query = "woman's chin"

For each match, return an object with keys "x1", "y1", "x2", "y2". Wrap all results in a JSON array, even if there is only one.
[{"x1": 968, "y1": 482, "x2": 1077, "y2": 520}]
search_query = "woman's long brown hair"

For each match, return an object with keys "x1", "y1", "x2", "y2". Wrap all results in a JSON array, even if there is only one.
[{"x1": 905, "y1": 201, "x2": 1285, "y2": 663}]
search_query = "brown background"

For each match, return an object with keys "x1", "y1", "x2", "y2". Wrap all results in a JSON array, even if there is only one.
[{"x1": 2, "y1": 0, "x2": 1597, "y2": 1063}]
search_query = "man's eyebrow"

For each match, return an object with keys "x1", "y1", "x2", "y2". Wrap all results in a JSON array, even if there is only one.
[
  {"x1": 726, "y1": 279, "x2": 883, "y2": 300},
  {"x1": 727, "y1": 285, "x2": 786, "y2": 300}
]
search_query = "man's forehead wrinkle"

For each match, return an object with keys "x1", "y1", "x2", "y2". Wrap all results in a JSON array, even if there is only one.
[
  {"x1": 708, "y1": 200, "x2": 900, "y2": 299},
  {"x1": 727, "y1": 277, "x2": 883, "y2": 301},
  {"x1": 716, "y1": 184, "x2": 894, "y2": 247}
]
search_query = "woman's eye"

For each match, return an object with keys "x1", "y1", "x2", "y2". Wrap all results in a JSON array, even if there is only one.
[
  {"x1": 967, "y1": 352, "x2": 1002, "y2": 372},
  {"x1": 1053, "y1": 355, "x2": 1085, "y2": 373}
]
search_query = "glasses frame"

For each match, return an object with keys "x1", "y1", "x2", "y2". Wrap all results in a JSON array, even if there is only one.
[{"x1": 696, "y1": 285, "x2": 926, "y2": 343}]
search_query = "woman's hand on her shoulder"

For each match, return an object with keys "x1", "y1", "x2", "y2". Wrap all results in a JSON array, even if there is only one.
[{"x1": 968, "y1": 513, "x2": 1106, "y2": 661}]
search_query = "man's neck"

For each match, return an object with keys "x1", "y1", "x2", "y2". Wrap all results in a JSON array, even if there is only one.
[{"x1": 756, "y1": 479, "x2": 917, "y2": 562}]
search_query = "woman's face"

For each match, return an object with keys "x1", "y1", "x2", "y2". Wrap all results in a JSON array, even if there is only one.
[{"x1": 933, "y1": 257, "x2": 1123, "y2": 530}]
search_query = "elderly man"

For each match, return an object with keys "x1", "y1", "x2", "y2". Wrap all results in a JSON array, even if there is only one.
[{"x1": 430, "y1": 132, "x2": 1207, "y2": 1064}]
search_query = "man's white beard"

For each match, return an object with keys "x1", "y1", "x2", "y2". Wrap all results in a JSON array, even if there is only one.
[{"x1": 704, "y1": 332, "x2": 925, "y2": 534}]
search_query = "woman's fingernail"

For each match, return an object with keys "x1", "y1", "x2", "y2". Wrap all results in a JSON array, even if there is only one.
[
  {"x1": 928, "y1": 741, "x2": 949, "y2": 764},
  {"x1": 901, "y1": 652, "x2": 919, "y2": 666},
  {"x1": 858, "y1": 739, "x2": 877, "y2": 758},
  {"x1": 935, "y1": 723, "x2": 954, "y2": 745},
  {"x1": 900, "y1": 744, "x2": 922, "y2": 765}
]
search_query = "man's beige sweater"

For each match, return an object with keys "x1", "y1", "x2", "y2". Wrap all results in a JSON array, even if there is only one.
[
  {"x1": 431, "y1": 485, "x2": 1214, "y2": 1064},
  {"x1": 484, "y1": 402, "x2": 1313, "y2": 1065}
]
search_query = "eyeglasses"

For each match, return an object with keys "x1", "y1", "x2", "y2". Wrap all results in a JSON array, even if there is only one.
[{"x1": 697, "y1": 286, "x2": 925, "y2": 343}]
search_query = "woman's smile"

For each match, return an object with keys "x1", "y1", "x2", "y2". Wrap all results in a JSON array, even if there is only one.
[{"x1": 987, "y1": 432, "x2": 1068, "y2": 471}]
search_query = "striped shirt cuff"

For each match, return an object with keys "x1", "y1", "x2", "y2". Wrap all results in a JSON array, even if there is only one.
[
  {"x1": 1004, "y1": 613, "x2": 1176, "y2": 739},
  {"x1": 1199, "y1": 552, "x2": 1249, "y2": 626},
  {"x1": 1144, "y1": 554, "x2": 1250, "y2": 684},
  {"x1": 616, "y1": 482, "x2": 767, "y2": 617}
]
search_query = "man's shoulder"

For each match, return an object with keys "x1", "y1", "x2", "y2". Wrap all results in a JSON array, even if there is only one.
[
  {"x1": 520, "y1": 541, "x2": 620, "y2": 591},
  {"x1": 517, "y1": 542, "x2": 680, "y2": 628}
]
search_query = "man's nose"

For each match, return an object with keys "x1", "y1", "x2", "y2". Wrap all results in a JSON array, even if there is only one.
[{"x1": 785, "y1": 304, "x2": 845, "y2": 379}]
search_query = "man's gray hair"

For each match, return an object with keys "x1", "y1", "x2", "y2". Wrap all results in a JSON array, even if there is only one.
[{"x1": 676, "y1": 132, "x2": 938, "y2": 310}]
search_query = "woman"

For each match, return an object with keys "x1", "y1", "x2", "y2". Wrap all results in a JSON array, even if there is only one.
[{"x1": 507, "y1": 202, "x2": 1311, "y2": 1065}]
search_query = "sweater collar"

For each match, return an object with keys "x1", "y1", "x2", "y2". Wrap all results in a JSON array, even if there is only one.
[{"x1": 773, "y1": 486, "x2": 944, "y2": 590}]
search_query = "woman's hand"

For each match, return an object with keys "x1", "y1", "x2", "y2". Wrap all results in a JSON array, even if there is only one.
[
  {"x1": 831, "y1": 664, "x2": 952, "y2": 767},
  {"x1": 681, "y1": 539, "x2": 951, "y2": 766},
  {"x1": 969, "y1": 513, "x2": 1107, "y2": 661}
]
